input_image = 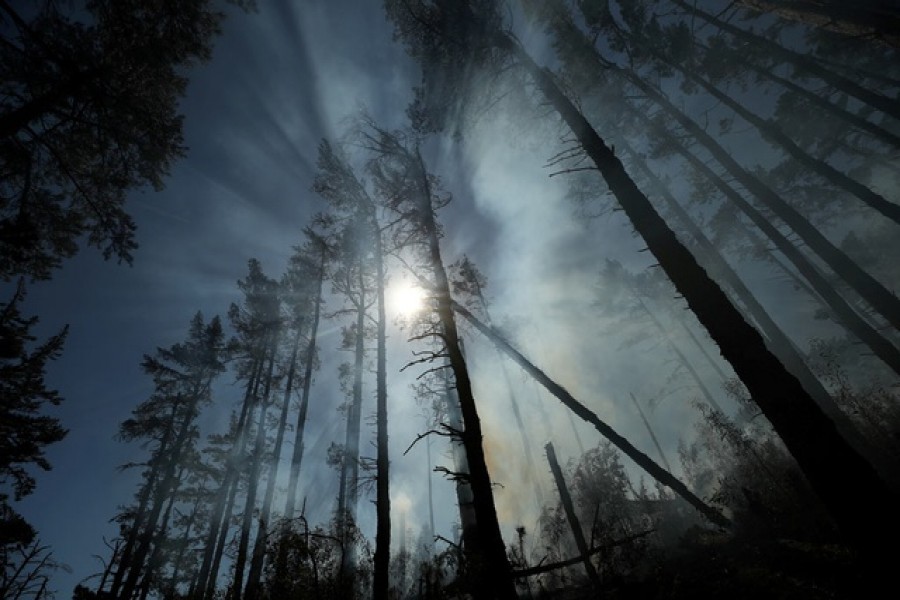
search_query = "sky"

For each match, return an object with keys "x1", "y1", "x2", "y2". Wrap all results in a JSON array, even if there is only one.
[{"x1": 8, "y1": 1, "x2": 899, "y2": 596}]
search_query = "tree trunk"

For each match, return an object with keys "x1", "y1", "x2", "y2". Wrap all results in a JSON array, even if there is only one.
[
  {"x1": 545, "y1": 442, "x2": 600, "y2": 589},
  {"x1": 108, "y1": 403, "x2": 178, "y2": 597},
  {"x1": 232, "y1": 336, "x2": 279, "y2": 600},
  {"x1": 696, "y1": 40, "x2": 900, "y2": 149},
  {"x1": 630, "y1": 286, "x2": 725, "y2": 413},
  {"x1": 372, "y1": 212, "x2": 391, "y2": 600},
  {"x1": 245, "y1": 325, "x2": 305, "y2": 599},
  {"x1": 167, "y1": 480, "x2": 206, "y2": 596},
  {"x1": 137, "y1": 466, "x2": 184, "y2": 600},
  {"x1": 646, "y1": 114, "x2": 900, "y2": 379},
  {"x1": 489, "y1": 31, "x2": 900, "y2": 543},
  {"x1": 670, "y1": 0, "x2": 900, "y2": 120},
  {"x1": 454, "y1": 301, "x2": 730, "y2": 528},
  {"x1": 194, "y1": 358, "x2": 263, "y2": 600},
  {"x1": 616, "y1": 137, "x2": 880, "y2": 459},
  {"x1": 120, "y1": 386, "x2": 206, "y2": 600},
  {"x1": 473, "y1": 286, "x2": 545, "y2": 507},
  {"x1": 441, "y1": 358, "x2": 480, "y2": 571},
  {"x1": 657, "y1": 49, "x2": 900, "y2": 225},
  {"x1": 619, "y1": 62, "x2": 900, "y2": 333},
  {"x1": 283, "y1": 249, "x2": 326, "y2": 521},
  {"x1": 736, "y1": 0, "x2": 900, "y2": 47},
  {"x1": 338, "y1": 271, "x2": 366, "y2": 584},
  {"x1": 414, "y1": 147, "x2": 517, "y2": 600}
]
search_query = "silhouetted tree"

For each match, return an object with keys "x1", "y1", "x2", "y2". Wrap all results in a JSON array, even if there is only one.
[
  {"x1": 0, "y1": 280, "x2": 66, "y2": 549},
  {"x1": 0, "y1": 0, "x2": 253, "y2": 280}
]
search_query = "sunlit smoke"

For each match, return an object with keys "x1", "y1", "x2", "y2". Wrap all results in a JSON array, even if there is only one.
[{"x1": 389, "y1": 282, "x2": 426, "y2": 317}]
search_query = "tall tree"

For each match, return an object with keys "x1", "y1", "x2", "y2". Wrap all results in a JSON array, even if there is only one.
[
  {"x1": 314, "y1": 139, "x2": 394, "y2": 599},
  {"x1": 193, "y1": 259, "x2": 279, "y2": 600},
  {"x1": 667, "y1": 0, "x2": 900, "y2": 120},
  {"x1": 228, "y1": 260, "x2": 281, "y2": 600},
  {"x1": 282, "y1": 233, "x2": 329, "y2": 522},
  {"x1": 0, "y1": 0, "x2": 253, "y2": 281},
  {"x1": 0, "y1": 281, "x2": 67, "y2": 549},
  {"x1": 735, "y1": 0, "x2": 900, "y2": 48},
  {"x1": 109, "y1": 312, "x2": 226, "y2": 599},
  {"x1": 366, "y1": 126, "x2": 518, "y2": 600},
  {"x1": 385, "y1": 0, "x2": 899, "y2": 550}
]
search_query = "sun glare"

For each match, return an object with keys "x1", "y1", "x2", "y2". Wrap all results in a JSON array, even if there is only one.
[{"x1": 391, "y1": 282, "x2": 426, "y2": 316}]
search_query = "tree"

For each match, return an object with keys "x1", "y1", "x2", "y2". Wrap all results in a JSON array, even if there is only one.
[
  {"x1": 387, "y1": 0, "x2": 900, "y2": 554},
  {"x1": 228, "y1": 260, "x2": 281, "y2": 600},
  {"x1": 0, "y1": 280, "x2": 67, "y2": 549},
  {"x1": 314, "y1": 138, "x2": 393, "y2": 599},
  {"x1": 282, "y1": 233, "x2": 329, "y2": 522},
  {"x1": 736, "y1": 0, "x2": 900, "y2": 48},
  {"x1": 107, "y1": 311, "x2": 226, "y2": 599},
  {"x1": 365, "y1": 125, "x2": 518, "y2": 600},
  {"x1": 1, "y1": 537, "x2": 64, "y2": 599},
  {"x1": 244, "y1": 236, "x2": 328, "y2": 600},
  {"x1": 0, "y1": 0, "x2": 253, "y2": 281}
]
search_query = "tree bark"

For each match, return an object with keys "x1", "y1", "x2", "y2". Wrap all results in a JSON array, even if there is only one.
[
  {"x1": 414, "y1": 146, "x2": 518, "y2": 600},
  {"x1": 615, "y1": 137, "x2": 892, "y2": 481},
  {"x1": 472, "y1": 284, "x2": 545, "y2": 507},
  {"x1": 108, "y1": 403, "x2": 178, "y2": 597},
  {"x1": 194, "y1": 358, "x2": 263, "y2": 600},
  {"x1": 337, "y1": 268, "x2": 366, "y2": 585},
  {"x1": 696, "y1": 39, "x2": 900, "y2": 149}
]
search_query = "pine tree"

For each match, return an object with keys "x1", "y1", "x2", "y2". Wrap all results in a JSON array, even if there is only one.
[
  {"x1": 0, "y1": 280, "x2": 67, "y2": 549},
  {"x1": 108, "y1": 311, "x2": 226, "y2": 599}
]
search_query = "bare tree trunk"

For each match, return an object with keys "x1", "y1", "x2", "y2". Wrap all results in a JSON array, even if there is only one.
[
  {"x1": 195, "y1": 359, "x2": 263, "y2": 600},
  {"x1": 441, "y1": 357, "x2": 480, "y2": 578},
  {"x1": 647, "y1": 114, "x2": 900, "y2": 379},
  {"x1": 109, "y1": 403, "x2": 178, "y2": 597},
  {"x1": 545, "y1": 442, "x2": 600, "y2": 589},
  {"x1": 503, "y1": 0, "x2": 899, "y2": 554},
  {"x1": 372, "y1": 213, "x2": 391, "y2": 600},
  {"x1": 736, "y1": 0, "x2": 900, "y2": 47},
  {"x1": 654, "y1": 48, "x2": 900, "y2": 224},
  {"x1": 618, "y1": 62, "x2": 900, "y2": 332},
  {"x1": 616, "y1": 136, "x2": 888, "y2": 475},
  {"x1": 413, "y1": 147, "x2": 517, "y2": 600},
  {"x1": 284, "y1": 248, "x2": 326, "y2": 521},
  {"x1": 233, "y1": 337, "x2": 279, "y2": 600},
  {"x1": 454, "y1": 301, "x2": 730, "y2": 528},
  {"x1": 670, "y1": 0, "x2": 900, "y2": 119},
  {"x1": 338, "y1": 272, "x2": 366, "y2": 585},
  {"x1": 121, "y1": 383, "x2": 208, "y2": 600},
  {"x1": 695, "y1": 40, "x2": 900, "y2": 149},
  {"x1": 472, "y1": 285, "x2": 545, "y2": 507},
  {"x1": 630, "y1": 285, "x2": 725, "y2": 413},
  {"x1": 245, "y1": 325, "x2": 305, "y2": 599}
]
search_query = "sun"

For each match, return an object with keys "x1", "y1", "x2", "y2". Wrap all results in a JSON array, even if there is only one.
[{"x1": 390, "y1": 282, "x2": 426, "y2": 316}]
